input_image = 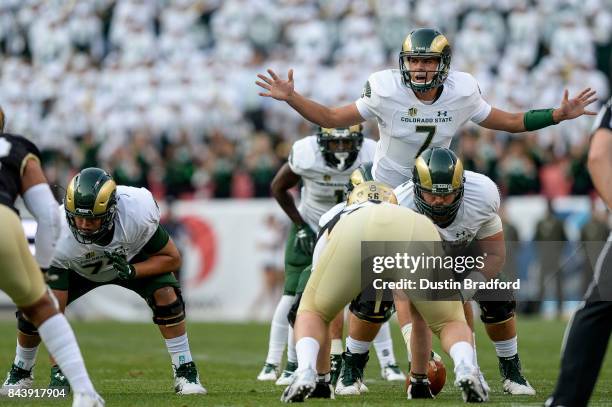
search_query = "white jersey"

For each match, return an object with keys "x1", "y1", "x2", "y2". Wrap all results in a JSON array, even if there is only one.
[
  {"x1": 355, "y1": 69, "x2": 491, "y2": 187},
  {"x1": 288, "y1": 135, "x2": 376, "y2": 232},
  {"x1": 394, "y1": 170, "x2": 502, "y2": 247},
  {"x1": 52, "y1": 186, "x2": 161, "y2": 283}
]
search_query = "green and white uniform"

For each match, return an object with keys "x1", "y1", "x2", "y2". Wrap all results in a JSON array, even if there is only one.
[
  {"x1": 283, "y1": 136, "x2": 375, "y2": 295},
  {"x1": 48, "y1": 185, "x2": 178, "y2": 303}
]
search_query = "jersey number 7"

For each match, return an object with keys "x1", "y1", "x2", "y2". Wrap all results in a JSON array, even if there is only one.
[{"x1": 415, "y1": 125, "x2": 436, "y2": 158}]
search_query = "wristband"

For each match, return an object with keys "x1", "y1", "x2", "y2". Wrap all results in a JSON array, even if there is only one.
[{"x1": 523, "y1": 109, "x2": 556, "y2": 131}]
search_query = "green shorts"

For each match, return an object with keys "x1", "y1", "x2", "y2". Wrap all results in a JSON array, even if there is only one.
[
  {"x1": 48, "y1": 268, "x2": 180, "y2": 306},
  {"x1": 284, "y1": 223, "x2": 313, "y2": 295}
]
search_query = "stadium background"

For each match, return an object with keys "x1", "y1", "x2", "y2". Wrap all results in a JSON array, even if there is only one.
[{"x1": 0, "y1": 1, "x2": 611, "y2": 405}]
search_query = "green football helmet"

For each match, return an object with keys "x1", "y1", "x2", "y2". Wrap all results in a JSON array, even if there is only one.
[
  {"x1": 317, "y1": 125, "x2": 364, "y2": 170},
  {"x1": 399, "y1": 28, "x2": 452, "y2": 93},
  {"x1": 346, "y1": 162, "x2": 374, "y2": 195},
  {"x1": 412, "y1": 147, "x2": 464, "y2": 228},
  {"x1": 64, "y1": 167, "x2": 117, "y2": 244}
]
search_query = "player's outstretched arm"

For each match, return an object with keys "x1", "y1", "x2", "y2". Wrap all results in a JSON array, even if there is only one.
[
  {"x1": 256, "y1": 68, "x2": 364, "y2": 128},
  {"x1": 479, "y1": 88, "x2": 598, "y2": 133}
]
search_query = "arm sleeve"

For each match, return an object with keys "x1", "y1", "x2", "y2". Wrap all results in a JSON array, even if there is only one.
[{"x1": 22, "y1": 183, "x2": 61, "y2": 268}]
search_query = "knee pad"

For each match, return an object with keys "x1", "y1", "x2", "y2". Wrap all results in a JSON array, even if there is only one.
[
  {"x1": 287, "y1": 293, "x2": 302, "y2": 328},
  {"x1": 478, "y1": 300, "x2": 516, "y2": 324},
  {"x1": 148, "y1": 288, "x2": 186, "y2": 326},
  {"x1": 349, "y1": 290, "x2": 395, "y2": 324},
  {"x1": 16, "y1": 311, "x2": 38, "y2": 336}
]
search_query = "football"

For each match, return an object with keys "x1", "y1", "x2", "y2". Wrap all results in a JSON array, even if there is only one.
[{"x1": 428, "y1": 358, "x2": 447, "y2": 395}]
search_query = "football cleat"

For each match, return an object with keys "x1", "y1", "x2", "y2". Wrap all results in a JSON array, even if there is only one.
[
  {"x1": 49, "y1": 365, "x2": 70, "y2": 392},
  {"x1": 381, "y1": 363, "x2": 407, "y2": 381},
  {"x1": 174, "y1": 361, "x2": 207, "y2": 395},
  {"x1": 72, "y1": 392, "x2": 105, "y2": 407},
  {"x1": 330, "y1": 354, "x2": 342, "y2": 386},
  {"x1": 275, "y1": 361, "x2": 297, "y2": 386},
  {"x1": 257, "y1": 363, "x2": 279, "y2": 381},
  {"x1": 280, "y1": 368, "x2": 316, "y2": 403},
  {"x1": 0, "y1": 364, "x2": 33, "y2": 395},
  {"x1": 335, "y1": 351, "x2": 369, "y2": 395},
  {"x1": 454, "y1": 362, "x2": 488, "y2": 403},
  {"x1": 499, "y1": 355, "x2": 536, "y2": 395},
  {"x1": 478, "y1": 367, "x2": 491, "y2": 395},
  {"x1": 407, "y1": 377, "x2": 434, "y2": 399},
  {"x1": 308, "y1": 380, "x2": 335, "y2": 399}
]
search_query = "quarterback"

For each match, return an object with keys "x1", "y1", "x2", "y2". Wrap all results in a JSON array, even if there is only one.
[
  {"x1": 0, "y1": 128, "x2": 103, "y2": 406},
  {"x1": 1, "y1": 168, "x2": 206, "y2": 396},
  {"x1": 281, "y1": 181, "x2": 487, "y2": 403},
  {"x1": 256, "y1": 27, "x2": 597, "y2": 188},
  {"x1": 258, "y1": 126, "x2": 404, "y2": 386}
]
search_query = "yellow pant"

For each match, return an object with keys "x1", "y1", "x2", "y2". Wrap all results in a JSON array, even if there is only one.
[
  {"x1": 299, "y1": 203, "x2": 465, "y2": 333},
  {"x1": 0, "y1": 204, "x2": 46, "y2": 307}
]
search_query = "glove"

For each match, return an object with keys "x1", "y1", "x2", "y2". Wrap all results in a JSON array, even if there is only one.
[
  {"x1": 294, "y1": 225, "x2": 316, "y2": 256},
  {"x1": 104, "y1": 251, "x2": 136, "y2": 280}
]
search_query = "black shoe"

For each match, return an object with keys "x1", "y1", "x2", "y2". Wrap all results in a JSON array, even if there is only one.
[
  {"x1": 309, "y1": 381, "x2": 334, "y2": 399},
  {"x1": 407, "y1": 377, "x2": 434, "y2": 399}
]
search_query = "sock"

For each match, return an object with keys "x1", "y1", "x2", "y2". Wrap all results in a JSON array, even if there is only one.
[
  {"x1": 317, "y1": 372, "x2": 331, "y2": 382},
  {"x1": 346, "y1": 336, "x2": 370, "y2": 354},
  {"x1": 287, "y1": 325, "x2": 297, "y2": 364},
  {"x1": 330, "y1": 339, "x2": 343, "y2": 355},
  {"x1": 265, "y1": 295, "x2": 294, "y2": 365},
  {"x1": 449, "y1": 341, "x2": 475, "y2": 372},
  {"x1": 38, "y1": 314, "x2": 95, "y2": 394},
  {"x1": 14, "y1": 342, "x2": 39, "y2": 371},
  {"x1": 401, "y1": 323, "x2": 413, "y2": 362},
  {"x1": 165, "y1": 333, "x2": 193, "y2": 369},
  {"x1": 296, "y1": 337, "x2": 319, "y2": 371},
  {"x1": 373, "y1": 322, "x2": 396, "y2": 368},
  {"x1": 472, "y1": 331, "x2": 479, "y2": 368},
  {"x1": 494, "y1": 336, "x2": 518, "y2": 358}
]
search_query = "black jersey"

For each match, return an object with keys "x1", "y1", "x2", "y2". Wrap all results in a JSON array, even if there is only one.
[{"x1": 0, "y1": 133, "x2": 41, "y2": 212}]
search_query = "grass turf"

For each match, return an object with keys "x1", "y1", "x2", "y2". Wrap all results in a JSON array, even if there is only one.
[{"x1": 0, "y1": 318, "x2": 610, "y2": 406}]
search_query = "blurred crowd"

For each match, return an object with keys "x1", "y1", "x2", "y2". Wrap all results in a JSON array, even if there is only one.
[{"x1": 0, "y1": 0, "x2": 610, "y2": 199}]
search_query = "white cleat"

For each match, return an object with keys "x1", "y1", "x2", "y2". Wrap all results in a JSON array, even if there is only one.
[
  {"x1": 503, "y1": 378, "x2": 536, "y2": 395},
  {"x1": 174, "y1": 362, "x2": 207, "y2": 395},
  {"x1": 257, "y1": 363, "x2": 279, "y2": 381},
  {"x1": 454, "y1": 363, "x2": 488, "y2": 403},
  {"x1": 0, "y1": 364, "x2": 33, "y2": 395},
  {"x1": 72, "y1": 392, "x2": 105, "y2": 407},
  {"x1": 478, "y1": 368, "x2": 491, "y2": 394},
  {"x1": 276, "y1": 371, "x2": 296, "y2": 386},
  {"x1": 335, "y1": 378, "x2": 368, "y2": 395},
  {"x1": 381, "y1": 363, "x2": 407, "y2": 381},
  {"x1": 280, "y1": 368, "x2": 316, "y2": 403}
]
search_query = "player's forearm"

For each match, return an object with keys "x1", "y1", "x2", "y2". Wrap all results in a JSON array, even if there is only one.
[
  {"x1": 272, "y1": 189, "x2": 305, "y2": 227},
  {"x1": 133, "y1": 255, "x2": 181, "y2": 278},
  {"x1": 479, "y1": 253, "x2": 505, "y2": 280},
  {"x1": 286, "y1": 91, "x2": 340, "y2": 128}
]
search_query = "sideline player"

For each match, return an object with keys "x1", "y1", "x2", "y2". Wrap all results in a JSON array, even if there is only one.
[
  {"x1": 546, "y1": 98, "x2": 612, "y2": 406},
  {"x1": 281, "y1": 181, "x2": 487, "y2": 403},
  {"x1": 256, "y1": 27, "x2": 597, "y2": 188},
  {"x1": 1, "y1": 167, "x2": 206, "y2": 396},
  {"x1": 0, "y1": 126, "x2": 104, "y2": 406}
]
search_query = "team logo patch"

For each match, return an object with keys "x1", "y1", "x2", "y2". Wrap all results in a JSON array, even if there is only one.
[
  {"x1": 323, "y1": 175, "x2": 331, "y2": 181},
  {"x1": 362, "y1": 80, "x2": 371, "y2": 98},
  {"x1": 408, "y1": 107, "x2": 418, "y2": 117}
]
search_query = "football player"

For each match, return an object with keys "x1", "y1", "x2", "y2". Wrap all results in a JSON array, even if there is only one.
[
  {"x1": 0, "y1": 128, "x2": 103, "y2": 406},
  {"x1": 394, "y1": 147, "x2": 535, "y2": 396},
  {"x1": 1, "y1": 168, "x2": 206, "y2": 396},
  {"x1": 256, "y1": 27, "x2": 597, "y2": 188},
  {"x1": 258, "y1": 126, "x2": 403, "y2": 384},
  {"x1": 281, "y1": 181, "x2": 487, "y2": 403}
]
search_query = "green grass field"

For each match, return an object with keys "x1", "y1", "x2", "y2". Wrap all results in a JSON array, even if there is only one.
[{"x1": 0, "y1": 318, "x2": 610, "y2": 406}]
